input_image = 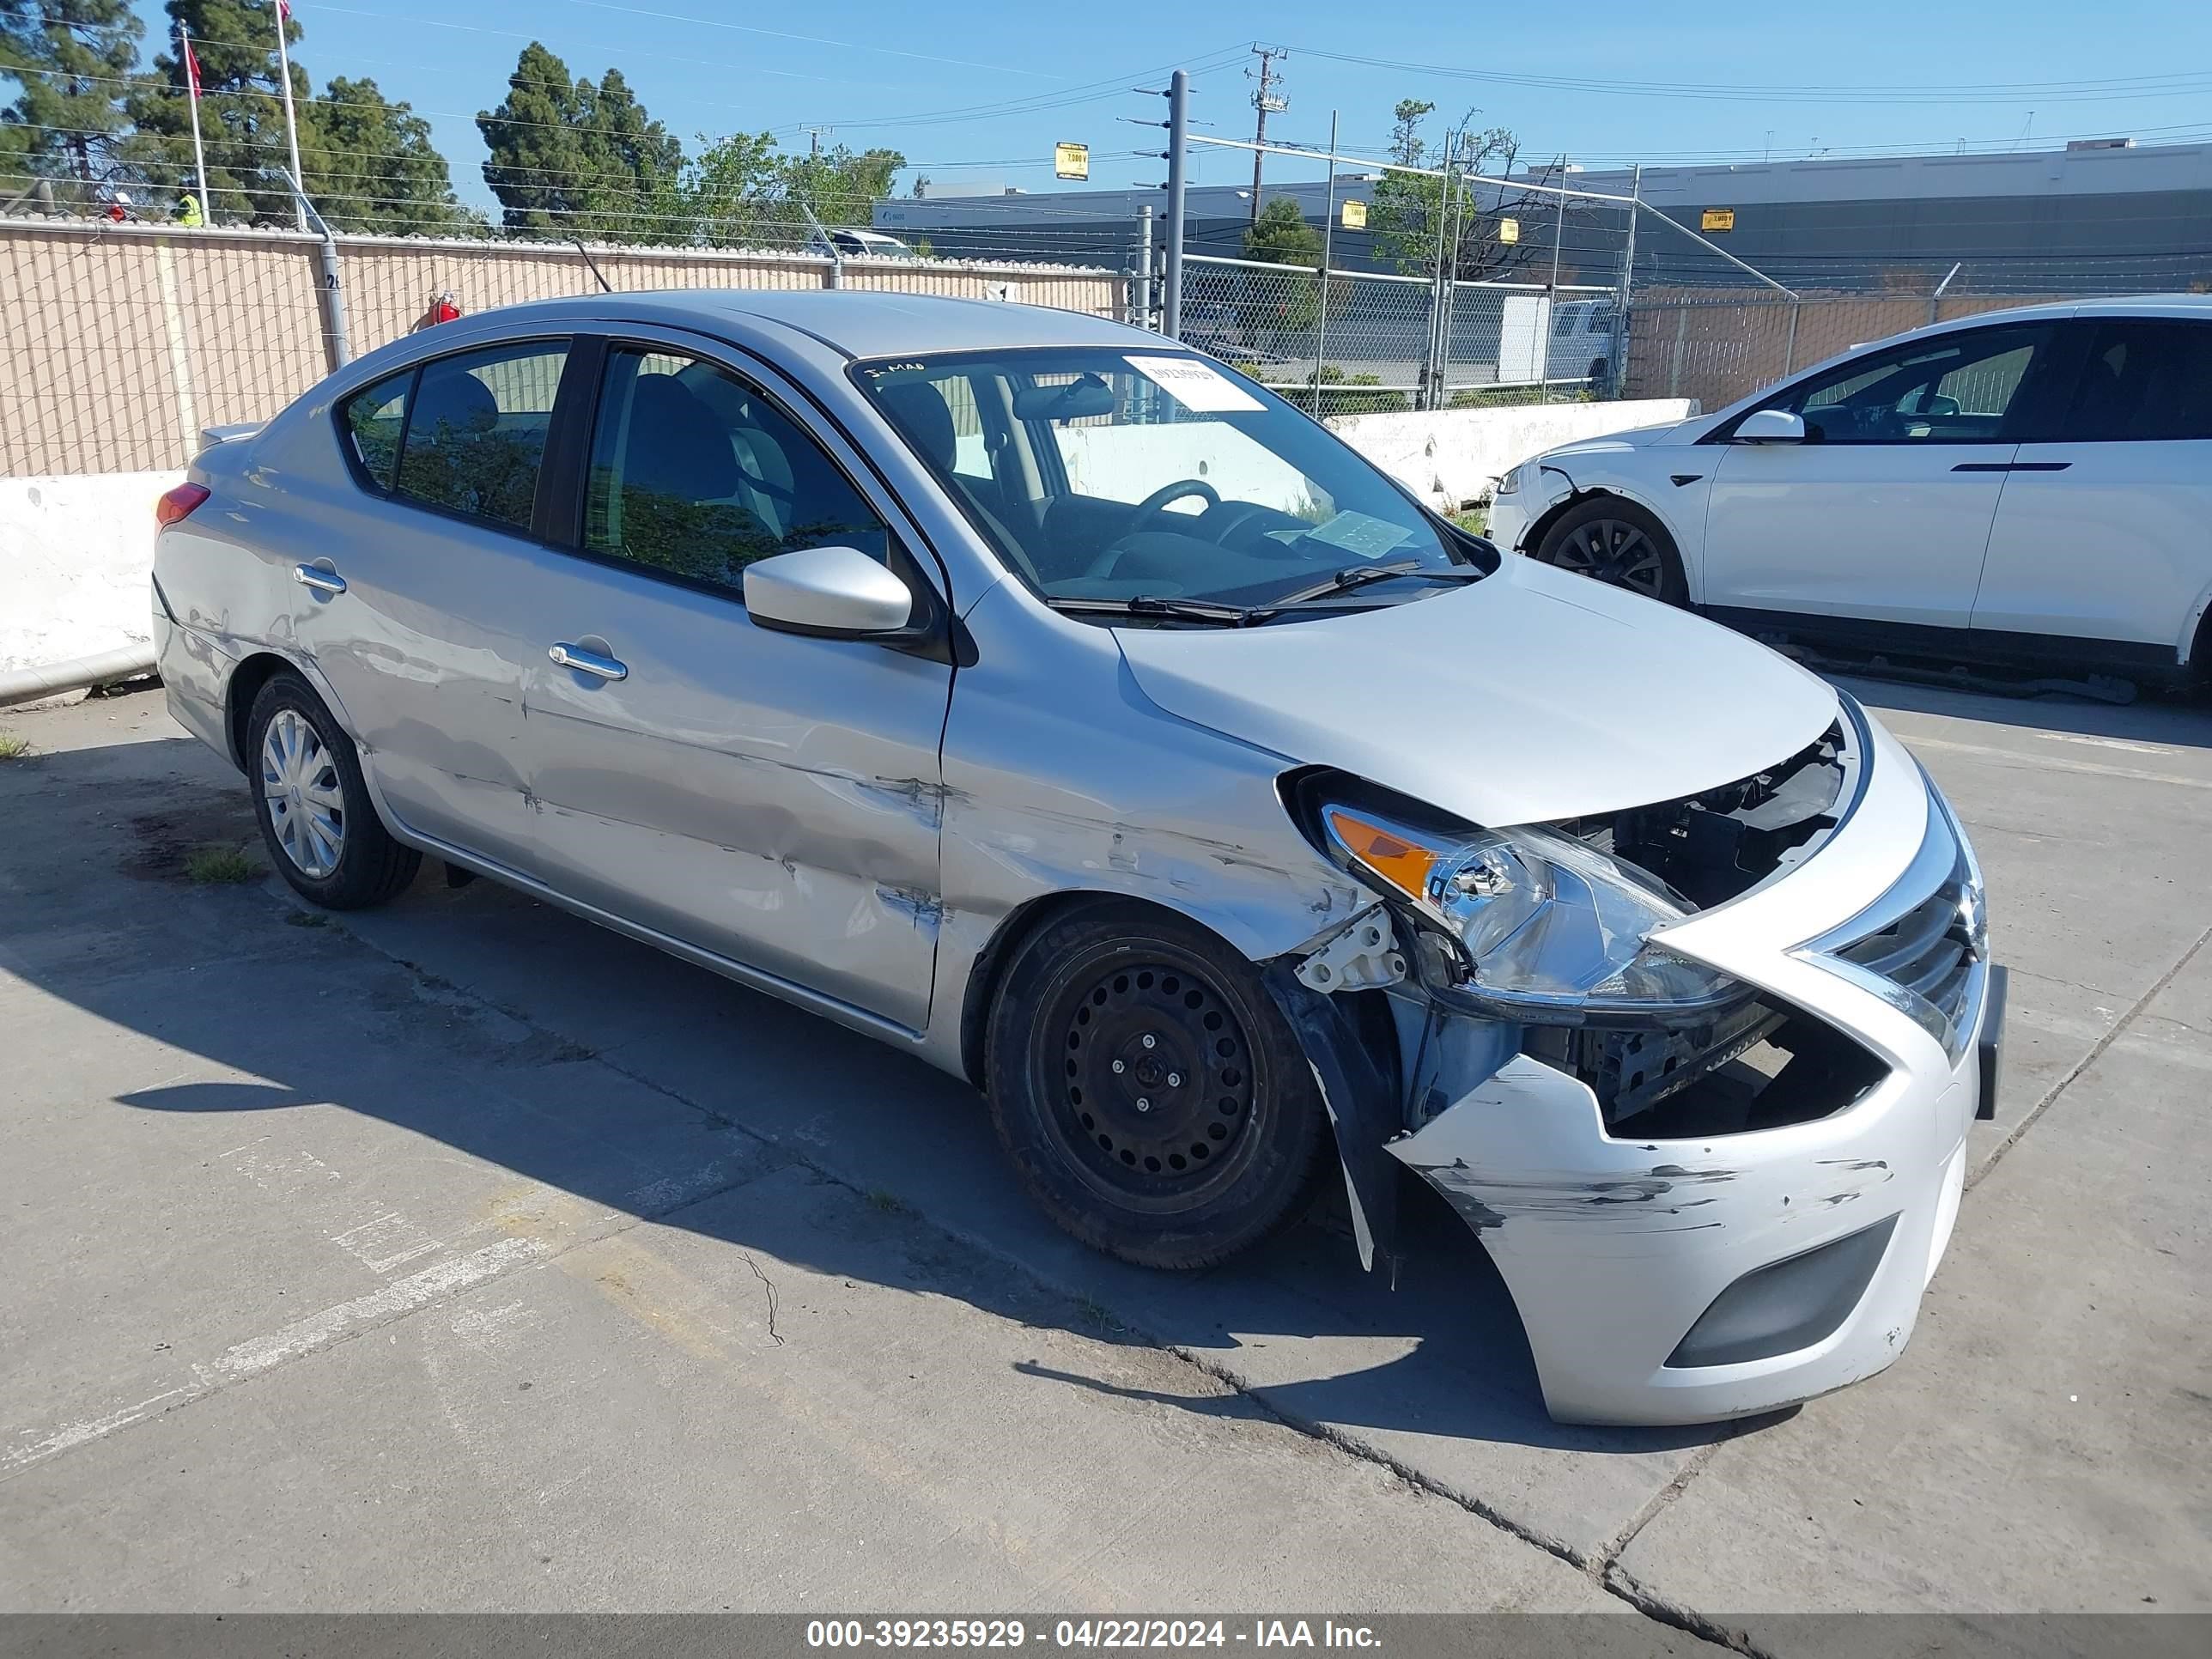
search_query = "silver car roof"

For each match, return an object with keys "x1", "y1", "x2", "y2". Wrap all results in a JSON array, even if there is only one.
[{"x1": 428, "y1": 289, "x2": 1150, "y2": 363}]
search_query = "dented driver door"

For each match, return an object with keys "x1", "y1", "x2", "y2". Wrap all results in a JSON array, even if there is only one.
[{"x1": 511, "y1": 331, "x2": 952, "y2": 1031}]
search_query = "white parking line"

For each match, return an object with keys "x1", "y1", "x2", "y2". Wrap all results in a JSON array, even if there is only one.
[
  {"x1": 0, "y1": 1238, "x2": 550, "y2": 1481},
  {"x1": 1906, "y1": 735, "x2": 2212, "y2": 793}
]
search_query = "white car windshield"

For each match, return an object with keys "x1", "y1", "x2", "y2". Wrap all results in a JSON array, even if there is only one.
[{"x1": 855, "y1": 348, "x2": 1483, "y2": 623}]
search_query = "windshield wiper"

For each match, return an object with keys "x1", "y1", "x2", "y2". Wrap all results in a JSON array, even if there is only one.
[
  {"x1": 1266, "y1": 560, "x2": 1486, "y2": 610},
  {"x1": 1044, "y1": 594, "x2": 1265, "y2": 626}
]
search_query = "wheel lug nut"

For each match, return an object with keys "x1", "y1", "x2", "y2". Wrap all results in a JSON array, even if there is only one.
[
  {"x1": 1167, "y1": 1073, "x2": 1182, "y2": 1087},
  {"x1": 1110, "y1": 1059, "x2": 1126, "y2": 1074},
  {"x1": 1141, "y1": 1034, "x2": 1157, "y2": 1049},
  {"x1": 1136, "y1": 1097, "x2": 1151, "y2": 1112}
]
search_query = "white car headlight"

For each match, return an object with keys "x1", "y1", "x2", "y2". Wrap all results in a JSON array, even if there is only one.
[{"x1": 1320, "y1": 805, "x2": 1744, "y2": 1020}]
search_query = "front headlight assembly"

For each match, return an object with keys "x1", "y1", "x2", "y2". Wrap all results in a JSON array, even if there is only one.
[{"x1": 1319, "y1": 804, "x2": 1748, "y2": 1023}]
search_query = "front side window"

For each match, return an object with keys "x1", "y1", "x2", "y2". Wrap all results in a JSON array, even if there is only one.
[
  {"x1": 583, "y1": 348, "x2": 890, "y2": 595},
  {"x1": 392, "y1": 341, "x2": 568, "y2": 531},
  {"x1": 2056, "y1": 319, "x2": 2212, "y2": 442},
  {"x1": 1776, "y1": 326, "x2": 2048, "y2": 444},
  {"x1": 854, "y1": 348, "x2": 1475, "y2": 621}
]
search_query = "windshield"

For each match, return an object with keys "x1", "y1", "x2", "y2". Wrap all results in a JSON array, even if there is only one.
[{"x1": 853, "y1": 348, "x2": 1482, "y2": 622}]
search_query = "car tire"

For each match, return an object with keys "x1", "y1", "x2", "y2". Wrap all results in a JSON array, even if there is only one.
[
  {"x1": 246, "y1": 672, "x2": 421, "y2": 909},
  {"x1": 984, "y1": 901, "x2": 1328, "y2": 1271},
  {"x1": 1531, "y1": 495, "x2": 1688, "y2": 606}
]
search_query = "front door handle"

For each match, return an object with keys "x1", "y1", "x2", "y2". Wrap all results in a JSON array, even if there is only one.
[
  {"x1": 549, "y1": 641, "x2": 628, "y2": 682},
  {"x1": 293, "y1": 563, "x2": 347, "y2": 595}
]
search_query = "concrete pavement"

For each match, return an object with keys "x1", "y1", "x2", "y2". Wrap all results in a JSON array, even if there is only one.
[{"x1": 0, "y1": 679, "x2": 2204, "y2": 1639}]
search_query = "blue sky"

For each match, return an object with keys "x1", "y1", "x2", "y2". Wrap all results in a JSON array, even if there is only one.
[{"x1": 131, "y1": 0, "x2": 2212, "y2": 215}]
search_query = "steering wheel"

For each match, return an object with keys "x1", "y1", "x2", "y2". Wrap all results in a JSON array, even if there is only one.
[
  {"x1": 1082, "y1": 479, "x2": 1224, "y2": 580},
  {"x1": 1126, "y1": 478, "x2": 1219, "y2": 534}
]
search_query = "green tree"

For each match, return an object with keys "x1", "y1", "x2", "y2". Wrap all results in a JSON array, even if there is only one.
[
  {"x1": 478, "y1": 44, "x2": 684, "y2": 243},
  {"x1": 677, "y1": 127, "x2": 783, "y2": 246},
  {"x1": 1243, "y1": 192, "x2": 1319, "y2": 265},
  {"x1": 1240, "y1": 193, "x2": 1322, "y2": 339},
  {"x1": 1, "y1": 0, "x2": 144, "y2": 196},
  {"x1": 125, "y1": 0, "x2": 336, "y2": 224},
  {"x1": 1368, "y1": 103, "x2": 1546, "y2": 284},
  {"x1": 783, "y1": 140, "x2": 901, "y2": 235},
  {"x1": 312, "y1": 76, "x2": 473, "y2": 234}
]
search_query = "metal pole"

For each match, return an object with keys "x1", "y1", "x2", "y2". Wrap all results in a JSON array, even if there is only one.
[
  {"x1": 1422, "y1": 127, "x2": 1453, "y2": 411},
  {"x1": 1543, "y1": 155, "x2": 1566, "y2": 404},
  {"x1": 272, "y1": 3, "x2": 307, "y2": 233},
  {"x1": 1929, "y1": 259, "x2": 1961, "y2": 325},
  {"x1": 1164, "y1": 70, "x2": 1188, "y2": 342},
  {"x1": 1610, "y1": 163, "x2": 1639, "y2": 398},
  {"x1": 1135, "y1": 204, "x2": 1154, "y2": 331},
  {"x1": 282, "y1": 170, "x2": 348, "y2": 368},
  {"x1": 1782, "y1": 299, "x2": 1801, "y2": 379},
  {"x1": 1312, "y1": 110, "x2": 1339, "y2": 417},
  {"x1": 1437, "y1": 134, "x2": 1469, "y2": 409},
  {"x1": 182, "y1": 23, "x2": 210, "y2": 225}
]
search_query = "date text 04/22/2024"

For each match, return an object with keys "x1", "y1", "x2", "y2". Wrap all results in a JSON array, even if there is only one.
[{"x1": 804, "y1": 1620, "x2": 1383, "y2": 1649}]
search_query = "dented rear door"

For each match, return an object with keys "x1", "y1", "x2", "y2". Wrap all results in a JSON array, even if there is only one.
[{"x1": 512, "y1": 331, "x2": 952, "y2": 1030}]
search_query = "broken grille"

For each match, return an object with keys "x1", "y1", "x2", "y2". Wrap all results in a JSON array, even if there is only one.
[{"x1": 1809, "y1": 790, "x2": 1986, "y2": 1065}]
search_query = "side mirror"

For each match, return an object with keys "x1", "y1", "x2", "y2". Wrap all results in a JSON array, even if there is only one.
[
  {"x1": 744, "y1": 546, "x2": 914, "y2": 638},
  {"x1": 1735, "y1": 408, "x2": 1807, "y2": 444}
]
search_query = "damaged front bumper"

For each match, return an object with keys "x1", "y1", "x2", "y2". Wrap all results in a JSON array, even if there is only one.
[{"x1": 1319, "y1": 706, "x2": 1999, "y2": 1425}]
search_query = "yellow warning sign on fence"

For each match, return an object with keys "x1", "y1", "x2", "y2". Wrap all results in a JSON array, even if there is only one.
[
  {"x1": 1701, "y1": 208, "x2": 1735, "y2": 233},
  {"x1": 1340, "y1": 199, "x2": 1367, "y2": 229},
  {"x1": 1498, "y1": 216, "x2": 1520, "y2": 244},
  {"x1": 1054, "y1": 143, "x2": 1090, "y2": 180}
]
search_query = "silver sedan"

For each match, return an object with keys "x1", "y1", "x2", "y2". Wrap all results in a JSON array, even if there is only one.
[{"x1": 152, "y1": 292, "x2": 2002, "y2": 1425}]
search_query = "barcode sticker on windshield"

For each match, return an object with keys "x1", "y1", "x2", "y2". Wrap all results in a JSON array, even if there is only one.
[{"x1": 1124, "y1": 355, "x2": 1265, "y2": 413}]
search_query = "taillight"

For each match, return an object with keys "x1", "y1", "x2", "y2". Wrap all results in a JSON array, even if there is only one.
[{"x1": 156, "y1": 483, "x2": 210, "y2": 526}]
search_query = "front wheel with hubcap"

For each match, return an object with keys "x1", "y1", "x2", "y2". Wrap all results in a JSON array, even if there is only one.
[
  {"x1": 985, "y1": 902, "x2": 1327, "y2": 1271},
  {"x1": 246, "y1": 673, "x2": 421, "y2": 908},
  {"x1": 1531, "y1": 495, "x2": 1686, "y2": 605}
]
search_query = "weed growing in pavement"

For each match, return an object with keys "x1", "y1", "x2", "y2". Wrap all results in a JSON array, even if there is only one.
[
  {"x1": 284, "y1": 909, "x2": 331, "y2": 927},
  {"x1": 866, "y1": 1188, "x2": 908, "y2": 1214},
  {"x1": 0, "y1": 733, "x2": 31, "y2": 760},
  {"x1": 184, "y1": 843, "x2": 258, "y2": 884}
]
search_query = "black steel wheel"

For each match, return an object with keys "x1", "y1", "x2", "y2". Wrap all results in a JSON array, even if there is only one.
[
  {"x1": 1532, "y1": 496, "x2": 1687, "y2": 605},
  {"x1": 985, "y1": 902, "x2": 1327, "y2": 1270}
]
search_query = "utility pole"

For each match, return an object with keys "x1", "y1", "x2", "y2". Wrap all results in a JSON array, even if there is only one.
[
  {"x1": 1164, "y1": 70, "x2": 1188, "y2": 342},
  {"x1": 1246, "y1": 46, "x2": 1286, "y2": 224}
]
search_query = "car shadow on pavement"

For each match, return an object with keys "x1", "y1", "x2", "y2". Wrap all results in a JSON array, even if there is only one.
[{"x1": 13, "y1": 722, "x2": 1735, "y2": 1465}]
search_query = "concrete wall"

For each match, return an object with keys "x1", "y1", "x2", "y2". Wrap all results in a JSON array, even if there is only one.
[
  {"x1": 0, "y1": 401, "x2": 1690, "y2": 673},
  {"x1": 0, "y1": 471, "x2": 179, "y2": 673},
  {"x1": 1327, "y1": 398, "x2": 1695, "y2": 511}
]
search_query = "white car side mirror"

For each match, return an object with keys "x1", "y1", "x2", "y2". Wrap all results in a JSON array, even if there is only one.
[
  {"x1": 744, "y1": 546, "x2": 914, "y2": 637},
  {"x1": 1735, "y1": 408, "x2": 1807, "y2": 444}
]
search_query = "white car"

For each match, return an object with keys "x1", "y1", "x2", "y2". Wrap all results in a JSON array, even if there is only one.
[{"x1": 1489, "y1": 295, "x2": 2212, "y2": 686}]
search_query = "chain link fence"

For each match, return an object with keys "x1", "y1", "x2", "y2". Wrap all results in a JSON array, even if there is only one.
[
  {"x1": 1620, "y1": 288, "x2": 2086, "y2": 411},
  {"x1": 1179, "y1": 254, "x2": 1621, "y2": 414},
  {"x1": 0, "y1": 218, "x2": 1126, "y2": 477}
]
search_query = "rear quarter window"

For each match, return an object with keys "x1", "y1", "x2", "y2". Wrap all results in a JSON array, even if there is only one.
[{"x1": 338, "y1": 369, "x2": 412, "y2": 490}]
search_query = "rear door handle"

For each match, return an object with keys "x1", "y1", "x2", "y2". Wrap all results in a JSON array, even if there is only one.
[
  {"x1": 549, "y1": 642, "x2": 628, "y2": 681},
  {"x1": 293, "y1": 563, "x2": 347, "y2": 595}
]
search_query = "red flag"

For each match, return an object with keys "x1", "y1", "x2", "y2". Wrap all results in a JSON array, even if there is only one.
[
  {"x1": 183, "y1": 38, "x2": 203, "y2": 99},
  {"x1": 277, "y1": 0, "x2": 293, "y2": 18}
]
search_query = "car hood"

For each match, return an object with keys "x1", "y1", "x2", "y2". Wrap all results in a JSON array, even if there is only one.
[
  {"x1": 1543, "y1": 418, "x2": 1695, "y2": 462},
  {"x1": 1113, "y1": 557, "x2": 1839, "y2": 826}
]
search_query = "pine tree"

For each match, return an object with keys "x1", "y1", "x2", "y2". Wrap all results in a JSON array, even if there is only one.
[
  {"x1": 479, "y1": 44, "x2": 684, "y2": 244},
  {"x1": 477, "y1": 42, "x2": 592, "y2": 237},
  {"x1": 577, "y1": 67, "x2": 681, "y2": 242},
  {"x1": 313, "y1": 76, "x2": 471, "y2": 234},
  {"x1": 0, "y1": 0, "x2": 145, "y2": 198}
]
